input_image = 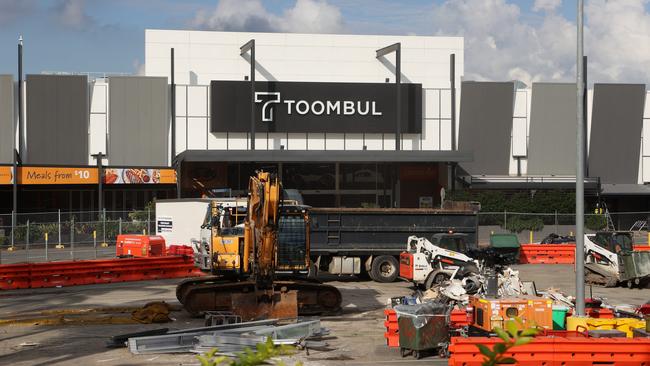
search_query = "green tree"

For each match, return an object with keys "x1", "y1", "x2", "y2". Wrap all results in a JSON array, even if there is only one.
[{"x1": 477, "y1": 318, "x2": 540, "y2": 366}]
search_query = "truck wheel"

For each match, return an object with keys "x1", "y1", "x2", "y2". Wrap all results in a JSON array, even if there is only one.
[{"x1": 371, "y1": 256, "x2": 399, "y2": 283}]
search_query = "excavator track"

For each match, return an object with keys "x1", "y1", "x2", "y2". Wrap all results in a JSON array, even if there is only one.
[{"x1": 176, "y1": 277, "x2": 342, "y2": 317}]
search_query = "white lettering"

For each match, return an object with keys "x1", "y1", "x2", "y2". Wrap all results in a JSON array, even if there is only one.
[
  {"x1": 326, "y1": 101, "x2": 340, "y2": 115},
  {"x1": 311, "y1": 101, "x2": 325, "y2": 115},
  {"x1": 284, "y1": 100, "x2": 296, "y2": 114},
  {"x1": 372, "y1": 101, "x2": 382, "y2": 116},
  {"x1": 295, "y1": 100, "x2": 310, "y2": 115},
  {"x1": 343, "y1": 101, "x2": 355, "y2": 115},
  {"x1": 357, "y1": 101, "x2": 369, "y2": 115}
]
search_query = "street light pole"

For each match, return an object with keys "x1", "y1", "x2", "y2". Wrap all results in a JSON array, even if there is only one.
[
  {"x1": 12, "y1": 36, "x2": 23, "y2": 248},
  {"x1": 575, "y1": 0, "x2": 586, "y2": 317}
]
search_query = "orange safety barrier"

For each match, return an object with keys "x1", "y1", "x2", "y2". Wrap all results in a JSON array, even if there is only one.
[
  {"x1": 0, "y1": 256, "x2": 203, "y2": 290},
  {"x1": 384, "y1": 309, "x2": 399, "y2": 347},
  {"x1": 634, "y1": 245, "x2": 650, "y2": 251},
  {"x1": 448, "y1": 336, "x2": 650, "y2": 366},
  {"x1": 450, "y1": 307, "x2": 470, "y2": 328},
  {"x1": 519, "y1": 244, "x2": 576, "y2": 264}
]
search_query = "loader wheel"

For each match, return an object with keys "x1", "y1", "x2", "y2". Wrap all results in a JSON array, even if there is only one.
[
  {"x1": 371, "y1": 256, "x2": 399, "y2": 283},
  {"x1": 425, "y1": 271, "x2": 450, "y2": 289}
]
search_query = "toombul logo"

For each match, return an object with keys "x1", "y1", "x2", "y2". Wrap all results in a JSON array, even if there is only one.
[{"x1": 254, "y1": 92, "x2": 382, "y2": 123}]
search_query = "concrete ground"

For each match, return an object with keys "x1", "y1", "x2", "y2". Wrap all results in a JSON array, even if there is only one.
[{"x1": 0, "y1": 265, "x2": 648, "y2": 366}]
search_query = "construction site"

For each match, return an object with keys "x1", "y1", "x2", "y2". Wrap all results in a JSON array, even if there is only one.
[{"x1": 2, "y1": 12, "x2": 650, "y2": 366}]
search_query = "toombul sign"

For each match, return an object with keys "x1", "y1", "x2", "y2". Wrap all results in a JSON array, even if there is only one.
[{"x1": 210, "y1": 80, "x2": 422, "y2": 133}]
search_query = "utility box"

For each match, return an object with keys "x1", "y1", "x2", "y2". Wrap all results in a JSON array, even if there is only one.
[
  {"x1": 470, "y1": 296, "x2": 553, "y2": 333},
  {"x1": 116, "y1": 235, "x2": 166, "y2": 257}
]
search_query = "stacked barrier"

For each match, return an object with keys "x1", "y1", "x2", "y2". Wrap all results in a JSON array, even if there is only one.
[
  {"x1": 0, "y1": 256, "x2": 203, "y2": 290},
  {"x1": 519, "y1": 244, "x2": 576, "y2": 264},
  {"x1": 448, "y1": 335, "x2": 650, "y2": 365},
  {"x1": 383, "y1": 309, "x2": 399, "y2": 347}
]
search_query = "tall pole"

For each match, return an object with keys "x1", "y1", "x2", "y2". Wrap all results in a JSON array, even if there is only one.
[
  {"x1": 92, "y1": 153, "x2": 104, "y2": 218},
  {"x1": 13, "y1": 36, "x2": 23, "y2": 247},
  {"x1": 450, "y1": 53, "x2": 456, "y2": 151},
  {"x1": 395, "y1": 45, "x2": 401, "y2": 151},
  {"x1": 250, "y1": 41, "x2": 256, "y2": 150},
  {"x1": 171, "y1": 48, "x2": 176, "y2": 166},
  {"x1": 575, "y1": 0, "x2": 586, "y2": 317}
]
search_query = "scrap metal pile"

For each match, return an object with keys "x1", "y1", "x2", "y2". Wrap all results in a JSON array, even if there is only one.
[{"x1": 109, "y1": 316, "x2": 330, "y2": 357}]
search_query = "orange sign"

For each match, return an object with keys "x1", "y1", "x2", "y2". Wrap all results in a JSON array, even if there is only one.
[
  {"x1": 19, "y1": 167, "x2": 99, "y2": 185},
  {"x1": 0, "y1": 166, "x2": 13, "y2": 184}
]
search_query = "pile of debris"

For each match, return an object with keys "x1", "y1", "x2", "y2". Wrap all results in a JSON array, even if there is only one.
[{"x1": 109, "y1": 317, "x2": 330, "y2": 357}]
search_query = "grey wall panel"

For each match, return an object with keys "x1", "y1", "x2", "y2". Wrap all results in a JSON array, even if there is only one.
[
  {"x1": 588, "y1": 84, "x2": 646, "y2": 184},
  {"x1": 109, "y1": 77, "x2": 168, "y2": 166},
  {"x1": 0, "y1": 75, "x2": 13, "y2": 163},
  {"x1": 25, "y1": 75, "x2": 88, "y2": 165},
  {"x1": 458, "y1": 81, "x2": 514, "y2": 175},
  {"x1": 527, "y1": 83, "x2": 577, "y2": 175}
]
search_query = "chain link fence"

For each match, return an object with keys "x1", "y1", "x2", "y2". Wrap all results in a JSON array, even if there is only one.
[
  {"x1": 2, "y1": 209, "x2": 649, "y2": 264},
  {"x1": 0, "y1": 209, "x2": 155, "y2": 264},
  {"x1": 477, "y1": 211, "x2": 650, "y2": 245}
]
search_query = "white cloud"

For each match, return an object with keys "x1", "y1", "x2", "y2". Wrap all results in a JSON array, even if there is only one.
[
  {"x1": 430, "y1": 0, "x2": 650, "y2": 85},
  {"x1": 190, "y1": 0, "x2": 343, "y2": 33},
  {"x1": 533, "y1": 0, "x2": 562, "y2": 13},
  {"x1": 55, "y1": 0, "x2": 94, "y2": 30}
]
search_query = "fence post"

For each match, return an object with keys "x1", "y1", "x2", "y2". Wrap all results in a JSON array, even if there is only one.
[
  {"x1": 70, "y1": 216, "x2": 75, "y2": 260},
  {"x1": 45, "y1": 232, "x2": 48, "y2": 261},
  {"x1": 555, "y1": 210, "x2": 559, "y2": 234},
  {"x1": 147, "y1": 208, "x2": 151, "y2": 236},
  {"x1": 26, "y1": 220, "x2": 30, "y2": 263},
  {"x1": 103, "y1": 208, "x2": 106, "y2": 244},
  {"x1": 10, "y1": 210, "x2": 15, "y2": 249},
  {"x1": 119, "y1": 217, "x2": 122, "y2": 235},
  {"x1": 93, "y1": 230, "x2": 97, "y2": 259},
  {"x1": 504, "y1": 210, "x2": 507, "y2": 231},
  {"x1": 58, "y1": 209, "x2": 62, "y2": 247}
]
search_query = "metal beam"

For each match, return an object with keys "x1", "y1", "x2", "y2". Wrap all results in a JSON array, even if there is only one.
[
  {"x1": 240, "y1": 39, "x2": 256, "y2": 150},
  {"x1": 375, "y1": 42, "x2": 401, "y2": 151},
  {"x1": 375, "y1": 43, "x2": 400, "y2": 58}
]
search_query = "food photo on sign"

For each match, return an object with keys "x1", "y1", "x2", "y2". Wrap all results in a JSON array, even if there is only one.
[{"x1": 103, "y1": 168, "x2": 161, "y2": 184}]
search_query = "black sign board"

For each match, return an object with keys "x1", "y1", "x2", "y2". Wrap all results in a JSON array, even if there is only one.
[{"x1": 210, "y1": 80, "x2": 422, "y2": 133}]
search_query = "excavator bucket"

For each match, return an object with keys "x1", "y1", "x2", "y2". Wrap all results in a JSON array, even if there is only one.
[{"x1": 230, "y1": 289, "x2": 298, "y2": 321}]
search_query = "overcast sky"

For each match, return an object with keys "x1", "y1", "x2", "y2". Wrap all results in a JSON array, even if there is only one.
[{"x1": 0, "y1": 0, "x2": 649, "y2": 86}]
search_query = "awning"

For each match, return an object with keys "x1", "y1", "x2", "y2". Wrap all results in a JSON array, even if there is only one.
[
  {"x1": 600, "y1": 184, "x2": 650, "y2": 196},
  {"x1": 174, "y1": 149, "x2": 473, "y2": 164},
  {"x1": 462, "y1": 175, "x2": 600, "y2": 191}
]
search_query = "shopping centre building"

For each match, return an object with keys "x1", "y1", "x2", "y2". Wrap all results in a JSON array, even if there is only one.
[{"x1": 0, "y1": 30, "x2": 649, "y2": 214}]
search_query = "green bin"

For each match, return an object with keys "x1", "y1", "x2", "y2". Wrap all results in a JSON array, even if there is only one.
[
  {"x1": 552, "y1": 305, "x2": 569, "y2": 330},
  {"x1": 397, "y1": 313, "x2": 448, "y2": 359}
]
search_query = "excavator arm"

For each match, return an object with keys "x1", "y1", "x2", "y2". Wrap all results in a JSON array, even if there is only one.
[{"x1": 244, "y1": 171, "x2": 281, "y2": 286}]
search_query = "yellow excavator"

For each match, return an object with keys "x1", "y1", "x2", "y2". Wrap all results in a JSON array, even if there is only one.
[{"x1": 176, "y1": 172, "x2": 342, "y2": 320}]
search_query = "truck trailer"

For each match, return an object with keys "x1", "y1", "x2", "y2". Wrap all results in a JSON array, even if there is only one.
[{"x1": 308, "y1": 207, "x2": 479, "y2": 282}]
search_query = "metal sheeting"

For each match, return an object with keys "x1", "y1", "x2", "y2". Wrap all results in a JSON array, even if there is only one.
[
  {"x1": 109, "y1": 76, "x2": 168, "y2": 166},
  {"x1": 527, "y1": 83, "x2": 577, "y2": 175},
  {"x1": 458, "y1": 81, "x2": 514, "y2": 175},
  {"x1": 589, "y1": 84, "x2": 646, "y2": 184},
  {"x1": 0, "y1": 75, "x2": 13, "y2": 163},
  {"x1": 25, "y1": 74, "x2": 88, "y2": 165}
]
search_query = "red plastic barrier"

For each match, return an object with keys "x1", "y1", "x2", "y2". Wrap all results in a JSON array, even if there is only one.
[
  {"x1": 448, "y1": 336, "x2": 650, "y2": 366},
  {"x1": 0, "y1": 256, "x2": 203, "y2": 290},
  {"x1": 450, "y1": 308, "x2": 470, "y2": 328},
  {"x1": 167, "y1": 245, "x2": 194, "y2": 256},
  {"x1": 519, "y1": 244, "x2": 576, "y2": 264},
  {"x1": 634, "y1": 245, "x2": 650, "y2": 251},
  {"x1": 384, "y1": 309, "x2": 399, "y2": 348}
]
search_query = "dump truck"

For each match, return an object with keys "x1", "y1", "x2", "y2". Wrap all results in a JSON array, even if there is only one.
[{"x1": 309, "y1": 207, "x2": 479, "y2": 282}]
